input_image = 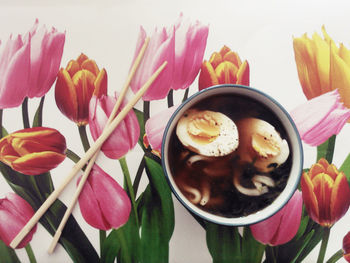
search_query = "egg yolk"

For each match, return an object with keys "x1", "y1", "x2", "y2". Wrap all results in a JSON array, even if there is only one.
[
  {"x1": 251, "y1": 132, "x2": 281, "y2": 158},
  {"x1": 187, "y1": 111, "x2": 220, "y2": 144}
]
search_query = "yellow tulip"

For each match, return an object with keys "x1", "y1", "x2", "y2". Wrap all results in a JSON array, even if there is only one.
[{"x1": 293, "y1": 26, "x2": 350, "y2": 109}]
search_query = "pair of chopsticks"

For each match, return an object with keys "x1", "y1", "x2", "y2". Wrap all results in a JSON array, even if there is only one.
[{"x1": 10, "y1": 37, "x2": 166, "y2": 252}]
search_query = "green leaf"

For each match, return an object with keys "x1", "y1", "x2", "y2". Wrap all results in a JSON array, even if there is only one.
[
  {"x1": 206, "y1": 222, "x2": 242, "y2": 263},
  {"x1": 139, "y1": 157, "x2": 174, "y2": 263},
  {"x1": 340, "y1": 153, "x2": 350, "y2": 187},
  {"x1": 241, "y1": 227, "x2": 265, "y2": 263},
  {"x1": 0, "y1": 240, "x2": 20, "y2": 263},
  {"x1": 32, "y1": 96, "x2": 45, "y2": 127},
  {"x1": 316, "y1": 135, "x2": 336, "y2": 163},
  {"x1": 134, "y1": 108, "x2": 146, "y2": 151}
]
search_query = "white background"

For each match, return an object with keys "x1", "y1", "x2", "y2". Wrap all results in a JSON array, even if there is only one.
[{"x1": 0, "y1": 0, "x2": 350, "y2": 262}]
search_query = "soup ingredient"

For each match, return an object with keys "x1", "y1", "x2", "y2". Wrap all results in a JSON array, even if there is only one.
[
  {"x1": 176, "y1": 109, "x2": 239, "y2": 157},
  {"x1": 236, "y1": 118, "x2": 289, "y2": 172}
]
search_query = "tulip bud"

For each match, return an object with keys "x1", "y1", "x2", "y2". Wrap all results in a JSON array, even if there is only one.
[
  {"x1": 343, "y1": 231, "x2": 350, "y2": 262},
  {"x1": 78, "y1": 165, "x2": 131, "y2": 230},
  {"x1": 89, "y1": 94, "x2": 140, "y2": 160},
  {"x1": 0, "y1": 193, "x2": 37, "y2": 248},
  {"x1": 0, "y1": 127, "x2": 66, "y2": 175},
  {"x1": 198, "y1": 45, "x2": 249, "y2": 91},
  {"x1": 250, "y1": 190, "x2": 303, "y2": 246},
  {"x1": 293, "y1": 26, "x2": 350, "y2": 110},
  {"x1": 55, "y1": 53, "x2": 107, "y2": 126},
  {"x1": 0, "y1": 19, "x2": 65, "y2": 109},
  {"x1": 301, "y1": 158, "x2": 350, "y2": 227}
]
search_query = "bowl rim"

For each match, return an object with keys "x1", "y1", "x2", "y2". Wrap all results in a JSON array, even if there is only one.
[{"x1": 161, "y1": 84, "x2": 303, "y2": 226}]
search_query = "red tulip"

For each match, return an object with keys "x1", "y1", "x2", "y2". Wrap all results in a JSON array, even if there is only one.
[
  {"x1": 198, "y1": 45, "x2": 249, "y2": 91},
  {"x1": 55, "y1": 53, "x2": 107, "y2": 126},
  {"x1": 0, "y1": 127, "x2": 66, "y2": 175},
  {"x1": 343, "y1": 231, "x2": 350, "y2": 262},
  {"x1": 0, "y1": 193, "x2": 37, "y2": 248},
  {"x1": 89, "y1": 94, "x2": 140, "y2": 159},
  {"x1": 301, "y1": 158, "x2": 350, "y2": 227},
  {"x1": 250, "y1": 190, "x2": 303, "y2": 246},
  {"x1": 0, "y1": 19, "x2": 65, "y2": 109},
  {"x1": 78, "y1": 165, "x2": 131, "y2": 230}
]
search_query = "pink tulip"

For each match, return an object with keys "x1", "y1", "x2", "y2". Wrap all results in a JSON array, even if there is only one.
[
  {"x1": 89, "y1": 94, "x2": 140, "y2": 159},
  {"x1": 172, "y1": 13, "x2": 209, "y2": 91},
  {"x1": 145, "y1": 105, "x2": 178, "y2": 154},
  {"x1": 78, "y1": 165, "x2": 131, "y2": 230},
  {"x1": 129, "y1": 25, "x2": 175, "y2": 101},
  {"x1": 250, "y1": 190, "x2": 303, "y2": 246},
  {"x1": 129, "y1": 14, "x2": 209, "y2": 101},
  {"x1": 0, "y1": 193, "x2": 37, "y2": 248},
  {"x1": 290, "y1": 89, "x2": 350, "y2": 146},
  {"x1": 0, "y1": 19, "x2": 65, "y2": 109}
]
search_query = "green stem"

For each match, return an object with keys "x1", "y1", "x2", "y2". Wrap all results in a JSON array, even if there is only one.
[
  {"x1": 133, "y1": 156, "x2": 145, "y2": 195},
  {"x1": 326, "y1": 249, "x2": 343, "y2": 263},
  {"x1": 22, "y1": 97, "x2": 30, "y2": 129},
  {"x1": 317, "y1": 227, "x2": 331, "y2": 263},
  {"x1": 25, "y1": 244, "x2": 37, "y2": 263},
  {"x1": 115, "y1": 228, "x2": 132, "y2": 263},
  {"x1": 266, "y1": 246, "x2": 277, "y2": 263},
  {"x1": 182, "y1": 88, "x2": 190, "y2": 103},
  {"x1": 167, "y1": 89, "x2": 174, "y2": 108},
  {"x1": 33, "y1": 96, "x2": 45, "y2": 127},
  {"x1": 99, "y1": 230, "x2": 106, "y2": 254},
  {"x1": 143, "y1": 101, "x2": 150, "y2": 122},
  {"x1": 119, "y1": 157, "x2": 139, "y2": 227},
  {"x1": 317, "y1": 135, "x2": 336, "y2": 163},
  {"x1": 78, "y1": 125, "x2": 90, "y2": 152},
  {"x1": 0, "y1": 109, "x2": 3, "y2": 138},
  {"x1": 66, "y1": 148, "x2": 81, "y2": 164}
]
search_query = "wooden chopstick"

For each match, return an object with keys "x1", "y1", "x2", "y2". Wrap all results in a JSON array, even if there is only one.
[
  {"x1": 47, "y1": 37, "x2": 150, "y2": 254},
  {"x1": 10, "y1": 60, "x2": 167, "y2": 250}
]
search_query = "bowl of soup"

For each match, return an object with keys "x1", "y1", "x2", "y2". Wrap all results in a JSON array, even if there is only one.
[{"x1": 161, "y1": 84, "x2": 303, "y2": 226}]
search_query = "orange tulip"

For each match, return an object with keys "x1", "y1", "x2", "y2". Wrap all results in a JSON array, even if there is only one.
[
  {"x1": 0, "y1": 127, "x2": 66, "y2": 175},
  {"x1": 293, "y1": 26, "x2": 350, "y2": 109},
  {"x1": 344, "y1": 231, "x2": 350, "y2": 262},
  {"x1": 198, "y1": 45, "x2": 249, "y2": 90},
  {"x1": 301, "y1": 158, "x2": 350, "y2": 227},
  {"x1": 55, "y1": 53, "x2": 107, "y2": 126}
]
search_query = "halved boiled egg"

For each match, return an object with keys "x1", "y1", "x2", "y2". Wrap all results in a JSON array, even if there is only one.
[
  {"x1": 235, "y1": 118, "x2": 289, "y2": 172},
  {"x1": 176, "y1": 109, "x2": 239, "y2": 157}
]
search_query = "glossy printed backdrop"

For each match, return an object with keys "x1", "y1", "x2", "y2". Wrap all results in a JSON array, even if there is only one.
[{"x1": 1, "y1": 0, "x2": 350, "y2": 262}]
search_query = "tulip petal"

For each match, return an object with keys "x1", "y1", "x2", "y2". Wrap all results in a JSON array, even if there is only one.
[
  {"x1": 145, "y1": 105, "x2": 178, "y2": 152},
  {"x1": 81, "y1": 59, "x2": 100, "y2": 77},
  {"x1": 236, "y1": 60, "x2": 250, "y2": 86},
  {"x1": 250, "y1": 213, "x2": 281, "y2": 245},
  {"x1": 330, "y1": 172, "x2": 350, "y2": 224},
  {"x1": 12, "y1": 151, "x2": 66, "y2": 175},
  {"x1": 301, "y1": 172, "x2": 320, "y2": 222},
  {"x1": 0, "y1": 35, "x2": 30, "y2": 109},
  {"x1": 209, "y1": 52, "x2": 222, "y2": 69},
  {"x1": 93, "y1": 68, "x2": 108, "y2": 97},
  {"x1": 215, "y1": 61, "x2": 238, "y2": 84},
  {"x1": 198, "y1": 61, "x2": 219, "y2": 90},
  {"x1": 312, "y1": 173, "x2": 333, "y2": 226},
  {"x1": 270, "y1": 190, "x2": 303, "y2": 245},
  {"x1": 290, "y1": 89, "x2": 350, "y2": 146}
]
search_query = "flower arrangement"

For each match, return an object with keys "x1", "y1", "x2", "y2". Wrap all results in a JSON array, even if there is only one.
[{"x1": 0, "y1": 14, "x2": 350, "y2": 263}]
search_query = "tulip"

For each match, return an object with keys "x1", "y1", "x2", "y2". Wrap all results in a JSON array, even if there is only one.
[
  {"x1": 293, "y1": 26, "x2": 350, "y2": 109},
  {"x1": 290, "y1": 89, "x2": 350, "y2": 146},
  {"x1": 301, "y1": 158, "x2": 350, "y2": 227},
  {"x1": 250, "y1": 190, "x2": 303, "y2": 246},
  {"x1": 78, "y1": 164, "x2": 131, "y2": 230},
  {"x1": 144, "y1": 105, "x2": 178, "y2": 157},
  {"x1": 0, "y1": 192, "x2": 37, "y2": 248},
  {"x1": 171, "y1": 13, "x2": 209, "y2": 91},
  {"x1": 343, "y1": 231, "x2": 350, "y2": 262},
  {"x1": 198, "y1": 45, "x2": 249, "y2": 91},
  {"x1": 89, "y1": 94, "x2": 140, "y2": 159},
  {"x1": 0, "y1": 127, "x2": 66, "y2": 175},
  {"x1": 0, "y1": 19, "x2": 65, "y2": 109},
  {"x1": 55, "y1": 53, "x2": 107, "y2": 126},
  {"x1": 129, "y1": 25, "x2": 175, "y2": 101}
]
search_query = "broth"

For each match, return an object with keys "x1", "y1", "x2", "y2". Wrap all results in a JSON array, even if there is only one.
[{"x1": 168, "y1": 94, "x2": 292, "y2": 218}]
